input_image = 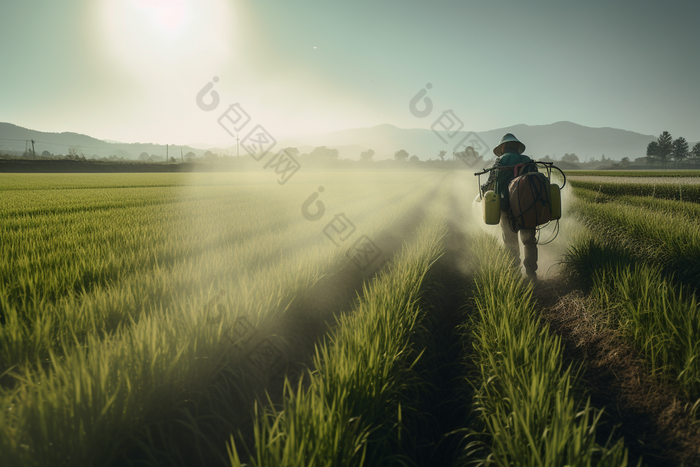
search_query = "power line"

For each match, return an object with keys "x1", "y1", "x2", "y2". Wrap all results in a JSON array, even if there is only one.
[
  {"x1": 0, "y1": 137, "x2": 113, "y2": 151},
  {"x1": 0, "y1": 137, "x2": 181, "y2": 153}
]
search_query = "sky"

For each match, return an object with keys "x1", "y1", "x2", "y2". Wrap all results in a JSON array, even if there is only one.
[{"x1": 1, "y1": 0, "x2": 698, "y2": 147}]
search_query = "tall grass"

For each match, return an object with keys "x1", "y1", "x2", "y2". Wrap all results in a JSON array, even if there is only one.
[
  {"x1": 568, "y1": 170, "x2": 700, "y2": 178},
  {"x1": 565, "y1": 237, "x2": 700, "y2": 399},
  {"x1": 228, "y1": 220, "x2": 447, "y2": 467},
  {"x1": 460, "y1": 235, "x2": 631, "y2": 466},
  {"x1": 564, "y1": 182, "x2": 700, "y2": 402},
  {"x1": 568, "y1": 193, "x2": 700, "y2": 289},
  {"x1": 0, "y1": 189, "x2": 301, "y2": 373},
  {"x1": 0, "y1": 172, "x2": 445, "y2": 466},
  {"x1": 569, "y1": 180, "x2": 700, "y2": 203},
  {"x1": 0, "y1": 173, "x2": 439, "y2": 375},
  {"x1": 0, "y1": 256, "x2": 331, "y2": 466},
  {"x1": 572, "y1": 186, "x2": 700, "y2": 221}
]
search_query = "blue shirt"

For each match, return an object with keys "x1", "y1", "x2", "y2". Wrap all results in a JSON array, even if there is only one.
[{"x1": 483, "y1": 152, "x2": 535, "y2": 208}]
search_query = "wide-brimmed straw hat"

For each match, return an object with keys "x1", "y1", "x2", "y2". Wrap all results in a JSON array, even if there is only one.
[{"x1": 493, "y1": 133, "x2": 526, "y2": 156}]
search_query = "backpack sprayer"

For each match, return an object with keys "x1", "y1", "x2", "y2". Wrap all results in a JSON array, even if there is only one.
[{"x1": 474, "y1": 161, "x2": 567, "y2": 244}]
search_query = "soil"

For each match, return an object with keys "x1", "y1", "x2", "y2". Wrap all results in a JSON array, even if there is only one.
[
  {"x1": 406, "y1": 190, "x2": 477, "y2": 466},
  {"x1": 533, "y1": 278, "x2": 700, "y2": 467}
]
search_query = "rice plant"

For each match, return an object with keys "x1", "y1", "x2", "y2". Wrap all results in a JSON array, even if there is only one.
[
  {"x1": 572, "y1": 186, "x2": 700, "y2": 221},
  {"x1": 583, "y1": 259, "x2": 700, "y2": 398},
  {"x1": 564, "y1": 185, "x2": 700, "y2": 403},
  {"x1": 0, "y1": 171, "x2": 445, "y2": 466},
  {"x1": 569, "y1": 180, "x2": 700, "y2": 203},
  {"x1": 228, "y1": 219, "x2": 448, "y2": 467},
  {"x1": 568, "y1": 170, "x2": 700, "y2": 178},
  {"x1": 568, "y1": 193, "x2": 700, "y2": 289},
  {"x1": 459, "y1": 234, "x2": 632, "y2": 466}
]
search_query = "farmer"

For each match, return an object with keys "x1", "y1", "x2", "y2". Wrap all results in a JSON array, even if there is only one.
[{"x1": 481, "y1": 133, "x2": 539, "y2": 281}]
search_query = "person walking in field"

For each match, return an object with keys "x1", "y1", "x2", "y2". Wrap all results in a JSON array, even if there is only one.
[{"x1": 481, "y1": 133, "x2": 539, "y2": 281}]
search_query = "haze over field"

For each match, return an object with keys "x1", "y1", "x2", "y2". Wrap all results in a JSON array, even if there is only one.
[
  {"x1": 1, "y1": 0, "x2": 698, "y2": 150},
  {"x1": 4, "y1": 3, "x2": 700, "y2": 464},
  {"x1": 0, "y1": 120, "x2": 663, "y2": 162}
]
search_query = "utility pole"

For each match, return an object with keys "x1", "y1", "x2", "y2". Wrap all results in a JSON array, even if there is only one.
[
  {"x1": 236, "y1": 133, "x2": 240, "y2": 157},
  {"x1": 166, "y1": 144, "x2": 169, "y2": 163},
  {"x1": 181, "y1": 148, "x2": 183, "y2": 163},
  {"x1": 31, "y1": 139, "x2": 35, "y2": 158}
]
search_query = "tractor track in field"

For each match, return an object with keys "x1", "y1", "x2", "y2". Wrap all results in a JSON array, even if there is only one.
[
  {"x1": 533, "y1": 278, "x2": 700, "y2": 467},
  {"x1": 112, "y1": 174, "x2": 450, "y2": 467}
]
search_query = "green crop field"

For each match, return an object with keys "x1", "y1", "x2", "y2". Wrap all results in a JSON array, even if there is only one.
[
  {"x1": 567, "y1": 170, "x2": 700, "y2": 178},
  {"x1": 1, "y1": 169, "x2": 699, "y2": 466}
]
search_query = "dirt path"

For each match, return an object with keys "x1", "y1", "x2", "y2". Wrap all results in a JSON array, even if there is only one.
[
  {"x1": 404, "y1": 188, "x2": 477, "y2": 466},
  {"x1": 533, "y1": 279, "x2": 700, "y2": 467}
]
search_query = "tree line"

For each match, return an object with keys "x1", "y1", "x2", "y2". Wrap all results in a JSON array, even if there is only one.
[{"x1": 646, "y1": 131, "x2": 700, "y2": 167}]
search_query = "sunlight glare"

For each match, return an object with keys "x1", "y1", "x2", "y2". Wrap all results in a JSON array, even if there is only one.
[
  {"x1": 134, "y1": 0, "x2": 187, "y2": 34},
  {"x1": 96, "y1": 0, "x2": 234, "y2": 81}
]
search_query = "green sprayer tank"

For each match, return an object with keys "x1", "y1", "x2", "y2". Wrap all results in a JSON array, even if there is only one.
[
  {"x1": 483, "y1": 190, "x2": 500, "y2": 225},
  {"x1": 549, "y1": 184, "x2": 561, "y2": 220}
]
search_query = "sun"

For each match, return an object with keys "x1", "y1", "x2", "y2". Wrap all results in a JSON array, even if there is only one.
[
  {"x1": 94, "y1": 0, "x2": 234, "y2": 80},
  {"x1": 134, "y1": 0, "x2": 187, "y2": 33}
]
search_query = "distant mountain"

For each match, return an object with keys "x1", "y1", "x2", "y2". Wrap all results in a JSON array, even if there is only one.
[
  {"x1": 0, "y1": 123, "x2": 111, "y2": 154},
  {"x1": 1, "y1": 120, "x2": 662, "y2": 162},
  {"x1": 477, "y1": 121, "x2": 657, "y2": 163},
  {"x1": 0, "y1": 122, "x2": 205, "y2": 159},
  {"x1": 280, "y1": 121, "x2": 658, "y2": 162}
]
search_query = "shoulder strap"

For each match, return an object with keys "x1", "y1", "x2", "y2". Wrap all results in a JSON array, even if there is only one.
[{"x1": 513, "y1": 163, "x2": 525, "y2": 178}]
